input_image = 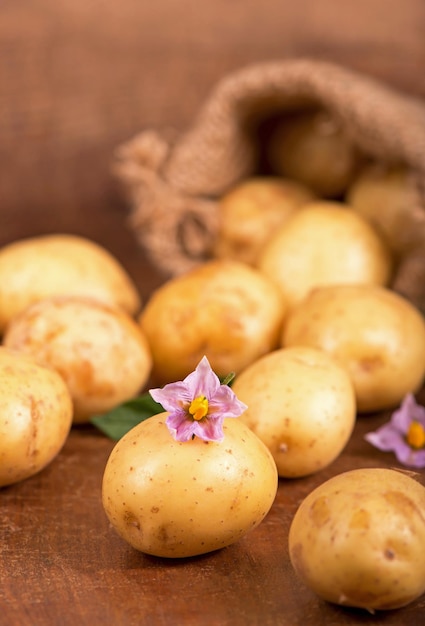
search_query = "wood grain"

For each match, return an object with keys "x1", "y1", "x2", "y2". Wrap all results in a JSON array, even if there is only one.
[
  {"x1": 1, "y1": 1, "x2": 425, "y2": 624},
  {"x1": 2, "y1": 410, "x2": 425, "y2": 626}
]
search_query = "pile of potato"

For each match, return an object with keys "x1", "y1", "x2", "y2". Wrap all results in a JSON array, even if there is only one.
[
  {"x1": 207, "y1": 108, "x2": 425, "y2": 467},
  {"x1": 0, "y1": 234, "x2": 152, "y2": 486},
  {"x1": 134, "y1": 108, "x2": 425, "y2": 479},
  {"x1": 1, "y1": 107, "x2": 425, "y2": 612},
  {"x1": 210, "y1": 110, "x2": 425, "y2": 611}
]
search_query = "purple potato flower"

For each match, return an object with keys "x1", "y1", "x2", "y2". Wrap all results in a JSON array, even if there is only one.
[
  {"x1": 365, "y1": 393, "x2": 425, "y2": 468},
  {"x1": 149, "y1": 356, "x2": 248, "y2": 443}
]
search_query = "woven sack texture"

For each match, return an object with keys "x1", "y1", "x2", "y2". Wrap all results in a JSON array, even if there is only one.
[{"x1": 114, "y1": 58, "x2": 425, "y2": 312}]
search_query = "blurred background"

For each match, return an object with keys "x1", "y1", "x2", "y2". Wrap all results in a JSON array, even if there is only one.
[{"x1": 1, "y1": 0, "x2": 424, "y2": 294}]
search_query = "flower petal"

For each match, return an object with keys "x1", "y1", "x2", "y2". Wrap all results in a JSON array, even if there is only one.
[
  {"x1": 166, "y1": 410, "x2": 197, "y2": 442},
  {"x1": 192, "y1": 415, "x2": 225, "y2": 442},
  {"x1": 391, "y1": 394, "x2": 416, "y2": 433},
  {"x1": 406, "y1": 394, "x2": 425, "y2": 426},
  {"x1": 150, "y1": 381, "x2": 192, "y2": 412},
  {"x1": 364, "y1": 427, "x2": 399, "y2": 452},
  {"x1": 390, "y1": 394, "x2": 425, "y2": 432},
  {"x1": 152, "y1": 356, "x2": 247, "y2": 443},
  {"x1": 209, "y1": 384, "x2": 247, "y2": 418},
  {"x1": 365, "y1": 393, "x2": 425, "y2": 468},
  {"x1": 392, "y1": 439, "x2": 425, "y2": 467},
  {"x1": 365, "y1": 426, "x2": 421, "y2": 466},
  {"x1": 183, "y1": 356, "x2": 220, "y2": 399},
  {"x1": 407, "y1": 450, "x2": 425, "y2": 468}
]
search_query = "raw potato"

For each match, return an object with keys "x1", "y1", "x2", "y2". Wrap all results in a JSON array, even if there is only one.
[
  {"x1": 233, "y1": 347, "x2": 356, "y2": 477},
  {"x1": 267, "y1": 110, "x2": 360, "y2": 197},
  {"x1": 289, "y1": 468, "x2": 425, "y2": 611},
  {"x1": 213, "y1": 176, "x2": 314, "y2": 265},
  {"x1": 257, "y1": 201, "x2": 392, "y2": 309},
  {"x1": 0, "y1": 234, "x2": 141, "y2": 333},
  {"x1": 3, "y1": 296, "x2": 152, "y2": 423},
  {"x1": 0, "y1": 347, "x2": 73, "y2": 487},
  {"x1": 102, "y1": 412, "x2": 278, "y2": 558},
  {"x1": 347, "y1": 163, "x2": 424, "y2": 257},
  {"x1": 139, "y1": 260, "x2": 286, "y2": 384},
  {"x1": 282, "y1": 284, "x2": 425, "y2": 413}
]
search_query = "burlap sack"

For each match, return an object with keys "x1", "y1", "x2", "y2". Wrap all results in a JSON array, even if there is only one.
[{"x1": 114, "y1": 58, "x2": 425, "y2": 312}]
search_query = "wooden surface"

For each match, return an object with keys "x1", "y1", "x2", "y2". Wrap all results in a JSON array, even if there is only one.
[
  {"x1": 1, "y1": 1, "x2": 425, "y2": 624},
  {"x1": 2, "y1": 402, "x2": 425, "y2": 626}
]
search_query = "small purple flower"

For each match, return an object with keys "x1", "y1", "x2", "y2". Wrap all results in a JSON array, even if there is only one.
[
  {"x1": 149, "y1": 356, "x2": 247, "y2": 443},
  {"x1": 365, "y1": 394, "x2": 425, "y2": 468}
]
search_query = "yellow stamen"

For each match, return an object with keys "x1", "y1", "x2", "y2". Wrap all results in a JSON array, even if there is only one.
[
  {"x1": 407, "y1": 421, "x2": 425, "y2": 449},
  {"x1": 189, "y1": 396, "x2": 209, "y2": 421}
]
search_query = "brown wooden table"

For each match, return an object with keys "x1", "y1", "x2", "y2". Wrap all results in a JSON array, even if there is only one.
[
  {"x1": 2, "y1": 391, "x2": 425, "y2": 625},
  {"x1": 1, "y1": 1, "x2": 425, "y2": 624}
]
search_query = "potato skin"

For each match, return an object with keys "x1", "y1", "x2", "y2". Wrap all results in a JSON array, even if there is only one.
[
  {"x1": 0, "y1": 234, "x2": 141, "y2": 332},
  {"x1": 139, "y1": 260, "x2": 285, "y2": 384},
  {"x1": 282, "y1": 285, "x2": 425, "y2": 412},
  {"x1": 267, "y1": 110, "x2": 360, "y2": 197},
  {"x1": 3, "y1": 296, "x2": 152, "y2": 422},
  {"x1": 257, "y1": 202, "x2": 392, "y2": 309},
  {"x1": 102, "y1": 412, "x2": 278, "y2": 558},
  {"x1": 289, "y1": 468, "x2": 425, "y2": 611},
  {"x1": 213, "y1": 176, "x2": 314, "y2": 265},
  {"x1": 347, "y1": 164, "x2": 423, "y2": 257},
  {"x1": 233, "y1": 347, "x2": 356, "y2": 477},
  {"x1": 0, "y1": 347, "x2": 73, "y2": 487}
]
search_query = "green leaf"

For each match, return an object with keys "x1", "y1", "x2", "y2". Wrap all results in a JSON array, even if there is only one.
[
  {"x1": 220, "y1": 372, "x2": 235, "y2": 386},
  {"x1": 90, "y1": 393, "x2": 163, "y2": 441}
]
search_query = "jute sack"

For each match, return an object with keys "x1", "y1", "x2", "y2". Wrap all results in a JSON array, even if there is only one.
[{"x1": 114, "y1": 58, "x2": 425, "y2": 313}]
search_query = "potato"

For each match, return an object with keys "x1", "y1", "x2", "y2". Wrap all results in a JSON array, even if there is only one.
[
  {"x1": 233, "y1": 347, "x2": 356, "y2": 477},
  {"x1": 257, "y1": 201, "x2": 392, "y2": 309},
  {"x1": 0, "y1": 234, "x2": 141, "y2": 333},
  {"x1": 282, "y1": 285, "x2": 425, "y2": 413},
  {"x1": 213, "y1": 176, "x2": 314, "y2": 265},
  {"x1": 3, "y1": 296, "x2": 152, "y2": 422},
  {"x1": 102, "y1": 412, "x2": 278, "y2": 557},
  {"x1": 139, "y1": 260, "x2": 286, "y2": 384},
  {"x1": 346, "y1": 164, "x2": 424, "y2": 257},
  {"x1": 289, "y1": 468, "x2": 425, "y2": 611},
  {"x1": 0, "y1": 346, "x2": 73, "y2": 487},
  {"x1": 267, "y1": 110, "x2": 360, "y2": 197}
]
